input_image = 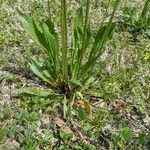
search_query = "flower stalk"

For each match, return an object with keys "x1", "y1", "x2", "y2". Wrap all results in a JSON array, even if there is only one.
[{"x1": 61, "y1": 0, "x2": 68, "y2": 82}]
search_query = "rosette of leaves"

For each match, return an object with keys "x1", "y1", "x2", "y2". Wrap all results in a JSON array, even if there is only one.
[
  {"x1": 122, "y1": 0, "x2": 150, "y2": 37},
  {"x1": 19, "y1": 0, "x2": 120, "y2": 97}
]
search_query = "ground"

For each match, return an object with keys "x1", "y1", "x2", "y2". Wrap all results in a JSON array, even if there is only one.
[{"x1": 0, "y1": 0, "x2": 150, "y2": 150}]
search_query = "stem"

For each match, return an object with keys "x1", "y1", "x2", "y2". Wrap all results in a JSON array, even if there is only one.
[
  {"x1": 48, "y1": 0, "x2": 51, "y2": 20},
  {"x1": 83, "y1": 0, "x2": 90, "y2": 50},
  {"x1": 61, "y1": 0, "x2": 68, "y2": 82}
]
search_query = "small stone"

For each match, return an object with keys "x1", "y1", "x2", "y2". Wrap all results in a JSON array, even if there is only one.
[
  {"x1": 143, "y1": 115, "x2": 150, "y2": 127},
  {"x1": 41, "y1": 114, "x2": 50, "y2": 125}
]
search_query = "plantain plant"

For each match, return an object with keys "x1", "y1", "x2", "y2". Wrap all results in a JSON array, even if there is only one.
[
  {"x1": 122, "y1": 0, "x2": 150, "y2": 37},
  {"x1": 19, "y1": 0, "x2": 120, "y2": 98}
]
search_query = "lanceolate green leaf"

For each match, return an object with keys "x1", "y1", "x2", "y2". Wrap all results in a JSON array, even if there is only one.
[
  {"x1": 79, "y1": 0, "x2": 90, "y2": 61},
  {"x1": 79, "y1": 0, "x2": 120, "y2": 80},
  {"x1": 19, "y1": 12, "x2": 48, "y2": 50},
  {"x1": 18, "y1": 87, "x2": 55, "y2": 97},
  {"x1": 28, "y1": 55, "x2": 58, "y2": 87},
  {"x1": 140, "y1": 0, "x2": 150, "y2": 30},
  {"x1": 140, "y1": 0, "x2": 150, "y2": 19},
  {"x1": 71, "y1": 4, "x2": 92, "y2": 81},
  {"x1": 71, "y1": 7, "x2": 84, "y2": 80},
  {"x1": 89, "y1": 23, "x2": 116, "y2": 59},
  {"x1": 42, "y1": 24, "x2": 60, "y2": 75},
  {"x1": 19, "y1": 11, "x2": 39, "y2": 43},
  {"x1": 19, "y1": 12, "x2": 59, "y2": 60},
  {"x1": 73, "y1": 7, "x2": 84, "y2": 30},
  {"x1": 79, "y1": 56, "x2": 97, "y2": 79},
  {"x1": 19, "y1": 12, "x2": 60, "y2": 83}
]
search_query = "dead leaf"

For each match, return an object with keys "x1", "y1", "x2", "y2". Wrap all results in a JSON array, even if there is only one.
[
  {"x1": 114, "y1": 100, "x2": 124, "y2": 111},
  {"x1": 77, "y1": 99, "x2": 93, "y2": 116},
  {"x1": 54, "y1": 117, "x2": 76, "y2": 140}
]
